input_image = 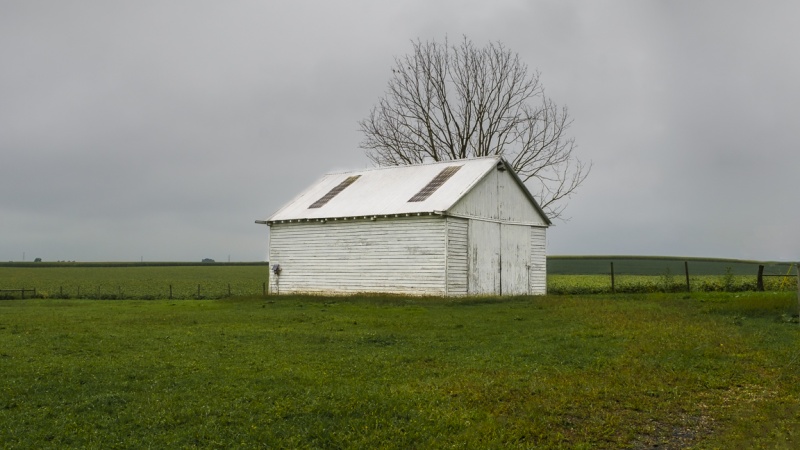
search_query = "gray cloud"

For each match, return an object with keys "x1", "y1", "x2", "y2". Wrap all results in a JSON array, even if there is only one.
[{"x1": 1, "y1": 1, "x2": 798, "y2": 262}]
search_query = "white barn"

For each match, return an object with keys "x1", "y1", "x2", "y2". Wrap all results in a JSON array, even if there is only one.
[{"x1": 256, "y1": 156, "x2": 551, "y2": 296}]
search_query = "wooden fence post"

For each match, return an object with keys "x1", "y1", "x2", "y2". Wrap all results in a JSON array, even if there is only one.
[
  {"x1": 684, "y1": 261, "x2": 691, "y2": 292},
  {"x1": 610, "y1": 262, "x2": 616, "y2": 294},
  {"x1": 796, "y1": 264, "x2": 799, "y2": 324},
  {"x1": 757, "y1": 265, "x2": 765, "y2": 291}
]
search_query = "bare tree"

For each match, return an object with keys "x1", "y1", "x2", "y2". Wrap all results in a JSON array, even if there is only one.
[{"x1": 359, "y1": 37, "x2": 590, "y2": 220}]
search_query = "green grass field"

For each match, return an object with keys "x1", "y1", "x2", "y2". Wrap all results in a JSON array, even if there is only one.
[{"x1": 1, "y1": 293, "x2": 799, "y2": 448}]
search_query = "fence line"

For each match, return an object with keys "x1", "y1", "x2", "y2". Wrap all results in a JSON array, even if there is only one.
[
  {"x1": 548, "y1": 256, "x2": 795, "y2": 276},
  {"x1": 549, "y1": 259, "x2": 799, "y2": 294},
  {"x1": 0, "y1": 283, "x2": 269, "y2": 300},
  {"x1": 0, "y1": 288, "x2": 36, "y2": 299}
]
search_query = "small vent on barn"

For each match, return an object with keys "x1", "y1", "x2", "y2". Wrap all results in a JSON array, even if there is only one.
[
  {"x1": 408, "y1": 165, "x2": 462, "y2": 202},
  {"x1": 308, "y1": 175, "x2": 361, "y2": 208}
]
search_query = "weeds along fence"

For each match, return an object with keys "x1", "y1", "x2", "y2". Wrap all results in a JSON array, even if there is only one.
[
  {"x1": 0, "y1": 288, "x2": 37, "y2": 299},
  {"x1": 547, "y1": 256, "x2": 799, "y2": 295}
]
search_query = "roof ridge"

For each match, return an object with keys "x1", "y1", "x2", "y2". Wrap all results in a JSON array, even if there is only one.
[{"x1": 324, "y1": 155, "x2": 502, "y2": 175}]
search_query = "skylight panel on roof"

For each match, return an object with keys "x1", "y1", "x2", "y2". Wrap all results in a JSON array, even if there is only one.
[
  {"x1": 308, "y1": 175, "x2": 360, "y2": 208},
  {"x1": 408, "y1": 165, "x2": 462, "y2": 202}
]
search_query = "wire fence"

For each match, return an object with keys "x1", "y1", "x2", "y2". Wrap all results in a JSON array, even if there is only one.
[
  {"x1": 0, "y1": 283, "x2": 270, "y2": 300},
  {"x1": 547, "y1": 257, "x2": 799, "y2": 294},
  {"x1": 0, "y1": 262, "x2": 271, "y2": 300}
]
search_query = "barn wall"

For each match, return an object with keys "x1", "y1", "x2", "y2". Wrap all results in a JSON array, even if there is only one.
[
  {"x1": 464, "y1": 219, "x2": 548, "y2": 296},
  {"x1": 500, "y1": 224, "x2": 533, "y2": 295},
  {"x1": 268, "y1": 216, "x2": 447, "y2": 295},
  {"x1": 530, "y1": 226, "x2": 547, "y2": 295},
  {"x1": 449, "y1": 168, "x2": 548, "y2": 225},
  {"x1": 445, "y1": 217, "x2": 468, "y2": 295},
  {"x1": 449, "y1": 165, "x2": 549, "y2": 296},
  {"x1": 467, "y1": 220, "x2": 500, "y2": 295}
]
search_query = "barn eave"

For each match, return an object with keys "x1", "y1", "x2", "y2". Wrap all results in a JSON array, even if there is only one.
[{"x1": 256, "y1": 210, "x2": 446, "y2": 226}]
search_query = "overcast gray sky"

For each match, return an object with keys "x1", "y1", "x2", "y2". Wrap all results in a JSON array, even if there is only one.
[{"x1": 2, "y1": 1, "x2": 798, "y2": 262}]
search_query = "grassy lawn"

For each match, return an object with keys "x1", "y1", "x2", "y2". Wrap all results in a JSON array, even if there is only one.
[{"x1": 1, "y1": 293, "x2": 798, "y2": 448}]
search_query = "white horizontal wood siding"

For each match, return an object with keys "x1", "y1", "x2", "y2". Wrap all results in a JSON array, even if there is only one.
[
  {"x1": 268, "y1": 216, "x2": 447, "y2": 295},
  {"x1": 530, "y1": 226, "x2": 547, "y2": 295},
  {"x1": 445, "y1": 217, "x2": 468, "y2": 296}
]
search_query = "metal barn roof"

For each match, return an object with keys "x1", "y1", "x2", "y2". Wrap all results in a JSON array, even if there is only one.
[{"x1": 259, "y1": 156, "x2": 550, "y2": 224}]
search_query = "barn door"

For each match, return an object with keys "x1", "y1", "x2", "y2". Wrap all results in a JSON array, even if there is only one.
[
  {"x1": 468, "y1": 221, "x2": 531, "y2": 295},
  {"x1": 468, "y1": 220, "x2": 500, "y2": 295},
  {"x1": 500, "y1": 224, "x2": 532, "y2": 295}
]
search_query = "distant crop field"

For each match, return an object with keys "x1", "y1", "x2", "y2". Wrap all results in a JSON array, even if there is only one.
[
  {"x1": 0, "y1": 263, "x2": 269, "y2": 299},
  {"x1": 1, "y1": 293, "x2": 798, "y2": 448}
]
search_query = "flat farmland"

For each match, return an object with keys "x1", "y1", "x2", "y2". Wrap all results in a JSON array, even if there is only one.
[
  {"x1": 0, "y1": 263, "x2": 270, "y2": 299},
  {"x1": 0, "y1": 270, "x2": 699, "y2": 300},
  {"x1": 2, "y1": 256, "x2": 796, "y2": 300}
]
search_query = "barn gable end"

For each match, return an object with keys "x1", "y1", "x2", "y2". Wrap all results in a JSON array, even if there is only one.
[{"x1": 448, "y1": 162, "x2": 549, "y2": 225}]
